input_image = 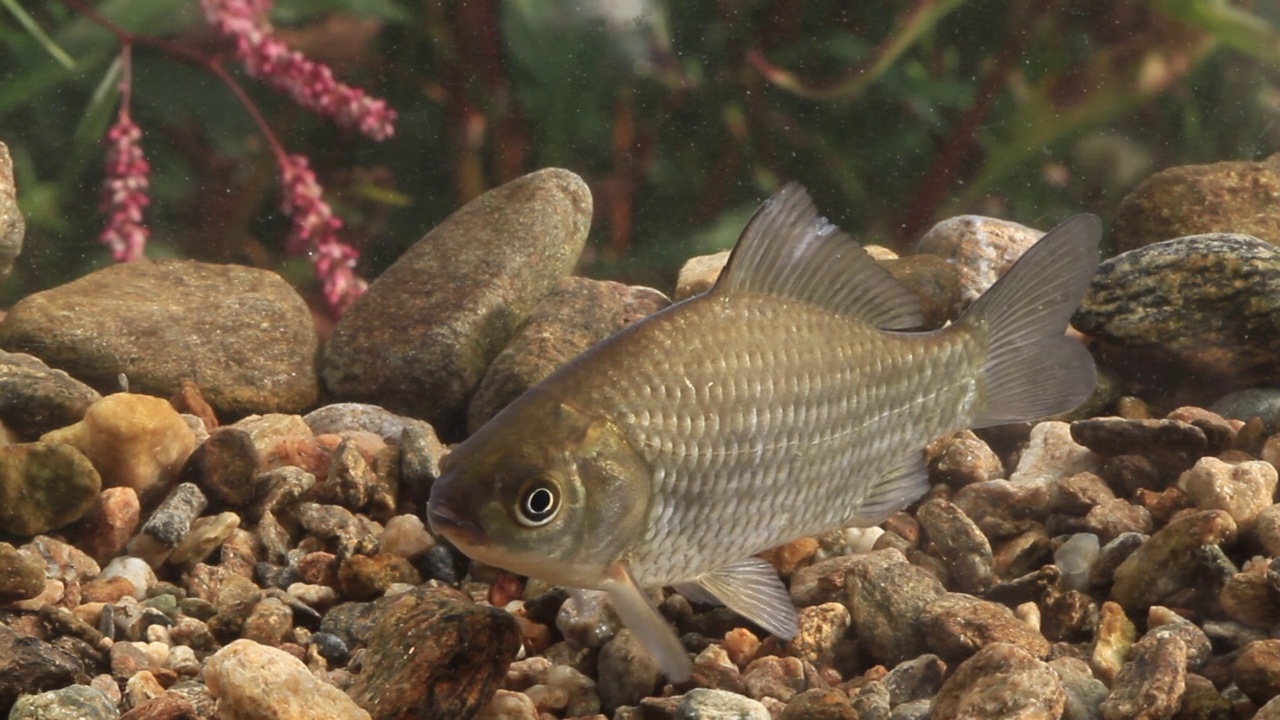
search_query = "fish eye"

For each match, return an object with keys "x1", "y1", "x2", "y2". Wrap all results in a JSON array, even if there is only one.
[{"x1": 515, "y1": 475, "x2": 561, "y2": 527}]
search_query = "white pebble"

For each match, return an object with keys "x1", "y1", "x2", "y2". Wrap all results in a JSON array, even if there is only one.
[
  {"x1": 1054, "y1": 533, "x2": 1100, "y2": 591},
  {"x1": 380, "y1": 514, "x2": 435, "y2": 559},
  {"x1": 99, "y1": 556, "x2": 155, "y2": 599}
]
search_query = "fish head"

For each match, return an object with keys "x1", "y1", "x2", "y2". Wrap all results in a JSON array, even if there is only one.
[{"x1": 427, "y1": 391, "x2": 652, "y2": 588}]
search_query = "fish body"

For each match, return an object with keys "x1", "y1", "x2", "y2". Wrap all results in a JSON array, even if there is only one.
[{"x1": 428, "y1": 184, "x2": 1100, "y2": 680}]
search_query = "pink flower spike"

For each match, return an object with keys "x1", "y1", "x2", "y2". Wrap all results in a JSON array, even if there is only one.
[
  {"x1": 278, "y1": 154, "x2": 366, "y2": 315},
  {"x1": 99, "y1": 113, "x2": 151, "y2": 262},
  {"x1": 200, "y1": 0, "x2": 397, "y2": 140}
]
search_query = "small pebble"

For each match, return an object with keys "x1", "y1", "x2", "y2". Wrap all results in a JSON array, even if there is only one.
[
  {"x1": 126, "y1": 483, "x2": 208, "y2": 567},
  {"x1": 919, "y1": 592, "x2": 1050, "y2": 662},
  {"x1": 204, "y1": 638, "x2": 371, "y2": 719},
  {"x1": 1054, "y1": 533, "x2": 1100, "y2": 591},
  {"x1": 597, "y1": 629, "x2": 661, "y2": 713},
  {"x1": 379, "y1": 514, "x2": 434, "y2": 559},
  {"x1": 675, "y1": 688, "x2": 770, "y2": 720},
  {"x1": 1098, "y1": 633, "x2": 1187, "y2": 720},
  {"x1": 8, "y1": 684, "x2": 118, "y2": 720},
  {"x1": 1233, "y1": 639, "x2": 1280, "y2": 706},
  {"x1": 930, "y1": 642, "x2": 1065, "y2": 720},
  {"x1": 1178, "y1": 456, "x2": 1278, "y2": 532}
]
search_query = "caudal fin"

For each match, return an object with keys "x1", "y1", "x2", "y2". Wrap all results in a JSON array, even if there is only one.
[{"x1": 962, "y1": 214, "x2": 1101, "y2": 427}]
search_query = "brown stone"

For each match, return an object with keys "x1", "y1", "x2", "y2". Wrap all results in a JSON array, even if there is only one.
[{"x1": 348, "y1": 585, "x2": 522, "y2": 720}]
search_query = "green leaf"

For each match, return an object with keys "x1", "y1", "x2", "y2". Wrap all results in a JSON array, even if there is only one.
[{"x1": 1, "y1": 0, "x2": 76, "y2": 68}]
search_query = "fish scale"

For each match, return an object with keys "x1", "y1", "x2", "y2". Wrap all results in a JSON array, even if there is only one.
[
  {"x1": 564, "y1": 295, "x2": 983, "y2": 588},
  {"x1": 427, "y1": 183, "x2": 1100, "y2": 680}
]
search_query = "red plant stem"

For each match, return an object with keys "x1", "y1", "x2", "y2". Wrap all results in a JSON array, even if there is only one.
[{"x1": 57, "y1": 0, "x2": 288, "y2": 162}]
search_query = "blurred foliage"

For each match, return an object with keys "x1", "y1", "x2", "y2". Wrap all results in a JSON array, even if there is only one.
[{"x1": 1, "y1": 0, "x2": 1278, "y2": 310}]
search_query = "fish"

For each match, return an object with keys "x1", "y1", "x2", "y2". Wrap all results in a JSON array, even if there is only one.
[{"x1": 427, "y1": 183, "x2": 1100, "y2": 680}]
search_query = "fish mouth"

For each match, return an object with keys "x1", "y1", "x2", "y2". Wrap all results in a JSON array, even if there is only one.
[{"x1": 426, "y1": 501, "x2": 490, "y2": 548}]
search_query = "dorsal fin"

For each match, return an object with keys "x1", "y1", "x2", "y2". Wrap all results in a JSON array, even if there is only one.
[{"x1": 712, "y1": 182, "x2": 923, "y2": 329}]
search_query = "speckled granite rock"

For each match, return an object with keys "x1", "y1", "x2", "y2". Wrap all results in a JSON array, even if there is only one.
[
  {"x1": 1110, "y1": 510, "x2": 1237, "y2": 611},
  {"x1": 930, "y1": 642, "x2": 1065, "y2": 720},
  {"x1": 205, "y1": 639, "x2": 369, "y2": 720},
  {"x1": 8, "y1": 684, "x2": 118, "y2": 720},
  {"x1": 915, "y1": 215, "x2": 1043, "y2": 308},
  {"x1": 347, "y1": 585, "x2": 522, "y2": 720},
  {"x1": 675, "y1": 250, "x2": 731, "y2": 301},
  {"x1": 0, "y1": 442, "x2": 101, "y2": 536},
  {"x1": 322, "y1": 168, "x2": 592, "y2": 439},
  {"x1": 0, "y1": 352, "x2": 100, "y2": 440},
  {"x1": 1074, "y1": 234, "x2": 1280, "y2": 387},
  {"x1": 467, "y1": 277, "x2": 670, "y2": 433},
  {"x1": 0, "y1": 142, "x2": 23, "y2": 284},
  {"x1": 919, "y1": 592, "x2": 1050, "y2": 662},
  {"x1": 842, "y1": 548, "x2": 946, "y2": 666},
  {"x1": 1109, "y1": 153, "x2": 1280, "y2": 254},
  {"x1": 1099, "y1": 633, "x2": 1187, "y2": 720},
  {"x1": 0, "y1": 261, "x2": 319, "y2": 417}
]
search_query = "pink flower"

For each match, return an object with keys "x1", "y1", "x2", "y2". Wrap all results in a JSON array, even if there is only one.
[
  {"x1": 200, "y1": 0, "x2": 396, "y2": 140},
  {"x1": 99, "y1": 114, "x2": 150, "y2": 262},
  {"x1": 279, "y1": 154, "x2": 366, "y2": 312}
]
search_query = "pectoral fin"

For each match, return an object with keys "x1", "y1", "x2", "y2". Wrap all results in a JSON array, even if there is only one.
[
  {"x1": 693, "y1": 557, "x2": 800, "y2": 640},
  {"x1": 852, "y1": 451, "x2": 930, "y2": 527},
  {"x1": 604, "y1": 562, "x2": 692, "y2": 681}
]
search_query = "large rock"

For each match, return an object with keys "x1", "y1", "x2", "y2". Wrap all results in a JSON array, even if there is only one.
[
  {"x1": 467, "y1": 277, "x2": 669, "y2": 433},
  {"x1": 0, "y1": 351, "x2": 100, "y2": 440},
  {"x1": 0, "y1": 142, "x2": 23, "y2": 284},
  {"x1": 1110, "y1": 154, "x2": 1280, "y2": 254},
  {"x1": 915, "y1": 215, "x2": 1043, "y2": 308},
  {"x1": 205, "y1": 639, "x2": 370, "y2": 720},
  {"x1": 1074, "y1": 234, "x2": 1280, "y2": 388},
  {"x1": 0, "y1": 261, "x2": 319, "y2": 417},
  {"x1": 322, "y1": 168, "x2": 591, "y2": 439}
]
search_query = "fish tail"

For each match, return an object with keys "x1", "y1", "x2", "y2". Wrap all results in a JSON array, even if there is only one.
[{"x1": 962, "y1": 214, "x2": 1101, "y2": 427}]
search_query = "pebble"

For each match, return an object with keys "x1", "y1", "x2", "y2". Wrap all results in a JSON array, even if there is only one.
[
  {"x1": 842, "y1": 548, "x2": 945, "y2": 666},
  {"x1": 1260, "y1": 696, "x2": 1280, "y2": 720},
  {"x1": 675, "y1": 688, "x2": 770, "y2": 720},
  {"x1": 920, "y1": 592, "x2": 1050, "y2": 662},
  {"x1": 1070, "y1": 416, "x2": 1207, "y2": 481},
  {"x1": 675, "y1": 250, "x2": 731, "y2": 301},
  {"x1": 788, "y1": 602, "x2": 850, "y2": 668},
  {"x1": 99, "y1": 557, "x2": 154, "y2": 600},
  {"x1": 0, "y1": 142, "x2": 22, "y2": 283},
  {"x1": 848, "y1": 680, "x2": 890, "y2": 719},
  {"x1": 930, "y1": 642, "x2": 1065, "y2": 720},
  {"x1": 8, "y1": 684, "x2": 118, "y2": 720},
  {"x1": 468, "y1": 277, "x2": 670, "y2": 432},
  {"x1": 1110, "y1": 510, "x2": 1237, "y2": 610},
  {"x1": 915, "y1": 214, "x2": 1043, "y2": 308},
  {"x1": 952, "y1": 477, "x2": 1055, "y2": 540},
  {"x1": 1049, "y1": 656, "x2": 1108, "y2": 720},
  {"x1": 1055, "y1": 470, "x2": 1121, "y2": 514},
  {"x1": 878, "y1": 254, "x2": 962, "y2": 329},
  {"x1": 322, "y1": 168, "x2": 592, "y2": 439},
  {"x1": 476, "y1": 689, "x2": 539, "y2": 720},
  {"x1": 304, "y1": 403, "x2": 412, "y2": 443},
  {"x1": 1211, "y1": 388, "x2": 1280, "y2": 432},
  {"x1": 127, "y1": 483, "x2": 208, "y2": 567},
  {"x1": 928, "y1": 430, "x2": 1004, "y2": 487},
  {"x1": 1108, "y1": 154, "x2": 1280, "y2": 254},
  {"x1": 1074, "y1": 233, "x2": 1280, "y2": 388},
  {"x1": 294, "y1": 502, "x2": 379, "y2": 560},
  {"x1": 1090, "y1": 601, "x2": 1136, "y2": 686},
  {"x1": 1228, "y1": 635, "x2": 1280, "y2": 702},
  {"x1": 43, "y1": 393, "x2": 196, "y2": 506},
  {"x1": 240, "y1": 596, "x2": 293, "y2": 646},
  {"x1": 0, "y1": 625, "x2": 85, "y2": 715},
  {"x1": 778, "y1": 688, "x2": 857, "y2": 720},
  {"x1": 0, "y1": 351, "x2": 100, "y2": 440},
  {"x1": 204, "y1": 639, "x2": 370, "y2": 720},
  {"x1": 116, "y1": 693, "x2": 198, "y2": 719},
  {"x1": 1054, "y1": 533, "x2": 1100, "y2": 591},
  {"x1": 1098, "y1": 633, "x2": 1187, "y2": 720},
  {"x1": 1010, "y1": 421, "x2": 1100, "y2": 484},
  {"x1": 557, "y1": 589, "x2": 623, "y2": 650},
  {"x1": 0, "y1": 541, "x2": 47, "y2": 603},
  {"x1": 0, "y1": 441, "x2": 101, "y2": 536},
  {"x1": 882, "y1": 654, "x2": 945, "y2": 706},
  {"x1": 168, "y1": 512, "x2": 240, "y2": 569},
  {"x1": 1076, "y1": 498, "x2": 1153, "y2": 544},
  {"x1": 1255, "y1": 504, "x2": 1280, "y2": 557},
  {"x1": 346, "y1": 585, "x2": 522, "y2": 720},
  {"x1": 742, "y1": 655, "x2": 806, "y2": 702},
  {"x1": 1220, "y1": 558, "x2": 1280, "y2": 629},
  {"x1": 71, "y1": 486, "x2": 141, "y2": 565},
  {"x1": 915, "y1": 498, "x2": 995, "y2": 594},
  {"x1": 337, "y1": 553, "x2": 422, "y2": 601},
  {"x1": 0, "y1": 261, "x2": 319, "y2": 417},
  {"x1": 379, "y1": 514, "x2": 434, "y2": 559},
  {"x1": 1147, "y1": 606, "x2": 1212, "y2": 671},
  {"x1": 183, "y1": 428, "x2": 258, "y2": 508},
  {"x1": 230, "y1": 413, "x2": 321, "y2": 473},
  {"x1": 597, "y1": 629, "x2": 661, "y2": 713},
  {"x1": 1177, "y1": 456, "x2": 1277, "y2": 531},
  {"x1": 788, "y1": 554, "x2": 867, "y2": 606}
]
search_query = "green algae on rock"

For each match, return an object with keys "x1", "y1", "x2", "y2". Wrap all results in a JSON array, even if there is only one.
[
  {"x1": 321, "y1": 168, "x2": 592, "y2": 440},
  {"x1": 0, "y1": 442, "x2": 101, "y2": 537},
  {"x1": 0, "y1": 260, "x2": 319, "y2": 418}
]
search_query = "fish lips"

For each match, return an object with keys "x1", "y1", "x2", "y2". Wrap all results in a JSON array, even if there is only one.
[{"x1": 426, "y1": 499, "x2": 491, "y2": 549}]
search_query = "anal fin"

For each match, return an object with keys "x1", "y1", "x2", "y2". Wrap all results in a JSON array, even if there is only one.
[
  {"x1": 694, "y1": 557, "x2": 799, "y2": 640},
  {"x1": 604, "y1": 562, "x2": 692, "y2": 681}
]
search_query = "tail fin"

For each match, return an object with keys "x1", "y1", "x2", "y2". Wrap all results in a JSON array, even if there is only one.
[{"x1": 962, "y1": 214, "x2": 1101, "y2": 428}]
